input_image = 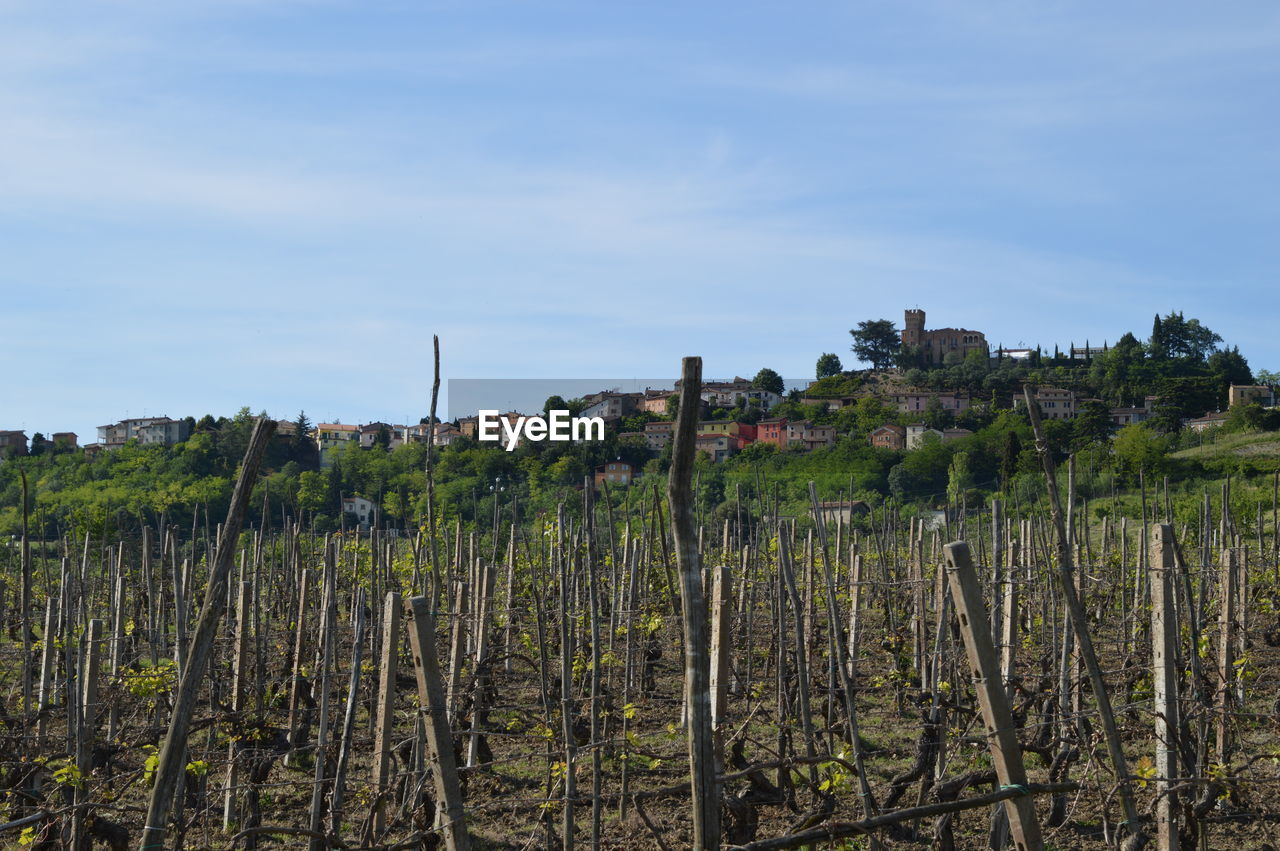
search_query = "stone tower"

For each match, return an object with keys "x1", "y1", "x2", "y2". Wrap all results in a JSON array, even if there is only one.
[{"x1": 903, "y1": 309, "x2": 925, "y2": 347}]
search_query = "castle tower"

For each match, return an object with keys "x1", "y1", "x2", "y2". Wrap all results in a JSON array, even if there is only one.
[{"x1": 903, "y1": 309, "x2": 925, "y2": 347}]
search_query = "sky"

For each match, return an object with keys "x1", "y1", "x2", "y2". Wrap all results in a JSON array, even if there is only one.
[{"x1": 3, "y1": 2, "x2": 1279, "y2": 439}]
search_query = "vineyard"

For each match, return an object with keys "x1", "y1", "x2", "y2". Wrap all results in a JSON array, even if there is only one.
[{"x1": 3, "y1": 374, "x2": 1280, "y2": 850}]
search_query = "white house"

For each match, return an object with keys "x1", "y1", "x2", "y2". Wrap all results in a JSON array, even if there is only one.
[
  {"x1": 905, "y1": 423, "x2": 943, "y2": 449},
  {"x1": 342, "y1": 496, "x2": 378, "y2": 528}
]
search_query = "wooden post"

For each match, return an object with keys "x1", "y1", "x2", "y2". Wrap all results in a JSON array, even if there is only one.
[
  {"x1": 285, "y1": 568, "x2": 311, "y2": 767},
  {"x1": 446, "y1": 578, "x2": 469, "y2": 724},
  {"x1": 557, "y1": 528, "x2": 576, "y2": 850},
  {"x1": 466, "y1": 559, "x2": 497, "y2": 769},
  {"x1": 173, "y1": 558, "x2": 189, "y2": 679},
  {"x1": 991, "y1": 499, "x2": 1004, "y2": 640},
  {"x1": 371, "y1": 592, "x2": 401, "y2": 839},
  {"x1": 224, "y1": 580, "x2": 252, "y2": 831},
  {"x1": 19, "y1": 471, "x2": 31, "y2": 722},
  {"x1": 668, "y1": 355, "x2": 720, "y2": 850},
  {"x1": 1023, "y1": 387, "x2": 1147, "y2": 850},
  {"x1": 1234, "y1": 543, "x2": 1247, "y2": 706},
  {"x1": 36, "y1": 599, "x2": 56, "y2": 746},
  {"x1": 139, "y1": 417, "x2": 276, "y2": 851},
  {"x1": 308, "y1": 543, "x2": 338, "y2": 851},
  {"x1": 943, "y1": 542, "x2": 1042, "y2": 851},
  {"x1": 72, "y1": 618, "x2": 103, "y2": 850},
  {"x1": 1001, "y1": 539, "x2": 1020, "y2": 698},
  {"x1": 808, "y1": 482, "x2": 880, "y2": 830},
  {"x1": 709, "y1": 564, "x2": 732, "y2": 736},
  {"x1": 1215, "y1": 548, "x2": 1241, "y2": 768},
  {"x1": 328, "y1": 588, "x2": 367, "y2": 841},
  {"x1": 405, "y1": 595, "x2": 469, "y2": 850},
  {"x1": 847, "y1": 551, "x2": 863, "y2": 674},
  {"x1": 1150, "y1": 525, "x2": 1180, "y2": 850},
  {"x1": 108, "y1": 566, "x2": 126, "y2": 741}
]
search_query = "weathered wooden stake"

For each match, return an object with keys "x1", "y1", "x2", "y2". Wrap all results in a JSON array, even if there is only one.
[
  {"x1": 1024, "y1": 386, "x2": 1147, "y2": 850},
  {"x1": 36, "y1": 599, "x2": 55, "y2": 746},
  {"x1": 224, "y1": 580, "x2": 252, "y2": 831},
  {"x1": 943, "y1": 542, "x2": 1042, "y2": 851},
  {"x1": 1216, "y1": 548, "x2": 1241, "y2": 768},
  {"x1": 406, "y1": 595, "x2": 469, "y2": 850},
  {"x1": 668, "y1": 355, "x2": 720, "y2": 850},
  {"x1": 1150, "y1": 525, "x2": 1180, "y2": 850},
  {"x1": 371, "y1": 591, "x2": 401, "y2": 839},
  {"x1": 138, "y1": 417, "x2": 275, "y2": 851},
  {"x1": 709, "y1": 563, "x2": 732, "y2": 738}
]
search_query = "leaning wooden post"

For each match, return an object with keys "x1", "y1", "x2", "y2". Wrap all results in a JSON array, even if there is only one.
[
  {"x1": 138, "y1": 417, "x2": 276, "y2": 851},
  {"x1": 1150, "y1": 525, "x2": 1181, "y2": 850},
  {"x1": 942, "y1": 542, "x2": 1041, "y2": 851},
  {"x1": 371, "y1": 591, "x2": 401, "y2": 839},
  {"x1": 405, "y1": 595, "x2": 469, "y2": 851},
  {"x1": 1023, "y1": 386, "x2": 1148, "y2": 851},
  {"x1": 668, "y1": 355, "x2": 720, "y2": 850}
]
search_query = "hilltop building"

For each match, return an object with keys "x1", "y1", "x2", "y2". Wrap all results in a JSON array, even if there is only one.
[
  {"x1": 97, "y1": 417, "x2": 190, "y2": 449},
  {"x1": 0, "y1": 430, "x2": 27, "y2": 458},
  {"x1": 1229, "y1": 385, "x2": 1277, "y2": 408},
  {"x1": 902, "y1": 309, "x2": 988, "y2": 365},
  {"x1": 869, "y1": 424, "x2": 905, "y2": 451},
  {"x1": 1014, "y1": 387, "x2": 1077, "y2": 420},
  {"x1": 594, "y1": 461, "x2": 634, "y2": 487},
  {"x1": 580, "y1": 391, "x2": 642, "y2": 422}
]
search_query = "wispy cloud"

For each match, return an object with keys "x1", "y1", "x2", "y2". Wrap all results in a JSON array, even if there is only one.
[{"x1": 4, "y1": 1, "x2": 1278, "y2": 440}]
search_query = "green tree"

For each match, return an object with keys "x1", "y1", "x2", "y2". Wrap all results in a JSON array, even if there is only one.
[
  {"x1": 1072, "y1": 400, "x2": 1113, "y2": 448},
  {"x1": 1149, "y1": 311, "x2": 1221, "y2": 362},
  {"x1": 998, "y1": 429, "x2": 1021, "y2": 491},
  {"x1": 292, "y1": 411, "x2": 318, "y2": 469},
  {"x1": 1254, "y1": 369, "x2": 1279, "y2": 386},
  {"x1": 1224, "y1": 402, "x2": 1265, "y2": 433},
  {"x1": 1149, "y1": 376, "x2": 1219, "y2": 432},
  {"x1": 850, "y1": 319, "x2": 901, "y2": 371},
  {"x1": 922, "y1": 396, "x2": 952, "y2": 430},
  {"x1": 1090, "y1": 332, "x2": 1148, "y2": 404},
  {"x1": 1208, "y1": 346, "x2": 1252, "y2": 397},
  {"x1": 815, "y1": 353, "x2": 842, "y2": 379},
  {"x1": 296, "y1": 470, "x2": 328, "y2": 513},
  {"x1": 326, "y1": 461, "x2": 344, "y2": 513},
  {"x1": 947, "y1": 451, "x2": 973, "y2": 503},
  {"x1": 850, "y1": 396, "x2": 896, "y2": 438},
  {"x1": 752, "y1": 368, "x2": 785, "y2": 396},
  {"x1": 29, "y1": 433, "x2": 47, "y2": 457},
  {"x1": 733, "y1": 441, "x2": 778, "y2": 463},
  {"x1": 1113, "y1": 424, "x2": 1167, "y2": 484},
  {"x1": 887, "y1": 464, "x2": 918, "y2": 501}
]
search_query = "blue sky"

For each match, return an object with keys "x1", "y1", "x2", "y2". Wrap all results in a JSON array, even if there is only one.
[{"x1": 4, "y1": 2, "x2": 1279, "y2": 438}]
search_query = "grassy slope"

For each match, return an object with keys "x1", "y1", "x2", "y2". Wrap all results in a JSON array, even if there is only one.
[{"x1": 1171, "y1": 429, "x2": 1280, "y2": 462}]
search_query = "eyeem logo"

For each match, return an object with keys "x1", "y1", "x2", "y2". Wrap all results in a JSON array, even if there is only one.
[{"x1": 477, "y1": 409, "x2": 606, "y2": 451}]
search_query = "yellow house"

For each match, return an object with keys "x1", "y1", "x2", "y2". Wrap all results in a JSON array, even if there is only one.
[
  {"x1": 316, "y1": 423, "x2": 360, "y2": 452},
  {"x1": 697, "y1": 420, "x2": 741, "y2": 437}
]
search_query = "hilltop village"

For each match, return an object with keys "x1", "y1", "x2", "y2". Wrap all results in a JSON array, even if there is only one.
[{"x1": 3, "y1": 308, "x2": 1275, "y2": 532}]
